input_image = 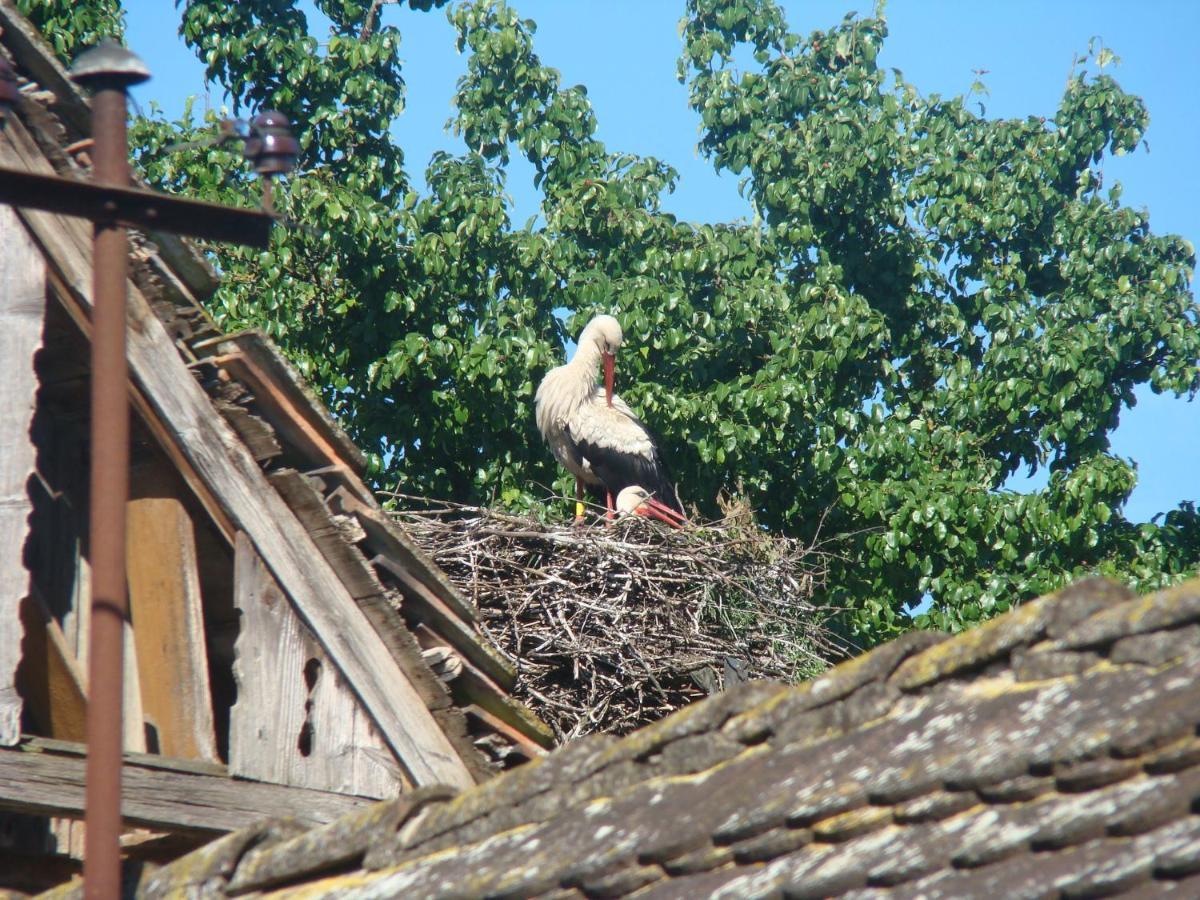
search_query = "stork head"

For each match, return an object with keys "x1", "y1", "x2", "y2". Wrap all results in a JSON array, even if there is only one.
[
  {"x1": 615, "y1": 486, "x2": 688, "y2": 528},
  {"x1": 579, "y1": 315, "x2": 622, "y2": 407}
]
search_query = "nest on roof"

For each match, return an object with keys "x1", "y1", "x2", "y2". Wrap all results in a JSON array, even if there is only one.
[{"x1": 390, "y1": 496, "x2": 851, "y2": 743}]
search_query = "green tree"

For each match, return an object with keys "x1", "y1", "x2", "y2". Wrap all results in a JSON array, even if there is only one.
[
  {"x1": 15, "y1": 0, "x2": 124, "y2": 58},
  {"x1": 32, "y1": 0, "x2": 1200, "y2": 641}
]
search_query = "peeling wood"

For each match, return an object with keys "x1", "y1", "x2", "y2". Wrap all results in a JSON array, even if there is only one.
[{"x1": 213, "y1": 400, "x2": 282, "y2": 463}]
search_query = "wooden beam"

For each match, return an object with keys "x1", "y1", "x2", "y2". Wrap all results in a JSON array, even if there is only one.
[
  {"x1": 200, "y1": 330, "x2": 367, "y2": 475},
  {"x1": 126, "y1": 498, "x2": 218, "y2": 762},
  {"x1": 209, "y1": 349, "x2": 365, "y2": 491},
  {"x1": 0, "y1": 3, "x2": 92, "y2": 139},
  {"x1": 327, "y1": 487, "x2": 480, "y2": 626},
  {"x1": 0, "y1": 204, "x2": 45, "y2": 746},
  {"x1": 0, "y1": 115, "x2": 475, "y2": 789},
  {"x1": 0, "y1": 739, "x2": 371, "y2": 834},
  {"x1": 462, "y1": 705, "x2": 547, "y2": 760},
  {"x1": 230, "y1": 534, "x2": 408, "y2": 799},
  {"x1": 371, "y1": 554, "x2": 514, "y2": 692},
  {"x1": 36, "y1": 263, "x2": 238, "y2": 545}
]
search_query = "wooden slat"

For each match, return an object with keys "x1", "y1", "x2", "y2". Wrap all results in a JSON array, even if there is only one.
[
  {"x1": 210, "y1": 349, "x2": 365, "y2": 491},
  {"x1": 25, "y1": 735, "x2": 225, "y2": 777},
  {"x1": 456, "y1": 664, "x2": 555, "y2": 750},
  {"x1": 16, "y1": 594, "x2": 87, "y2": 742},
  {"x1": 229, "y1": 533, "x2": 407, "y2": 799},
  {"x1": 122, "y1": 619, "x2": 148, "y2": 754},
  {"x1": 269, "y1": 470, "x2": 386, "y2": 602},
  {"x1": 126, "y1": 498, "x2": 218, "y2": 762},
  {"x1": 462, "y1": 705, "x2": 547, "y2": 759},
  {"x1": 372, "y1": 553, "x2": 514, "y2": 692},
  {"x1": 213, "y1": 401, "x2": 283, "y2": 464},
  {"x1": 327, "y1": 487, "x2": 480, "y2": 626},
  {"x1": 0, "y1": 740, "x2": 371, "y2": 834},
  {"x1": 203, "y1": 330, "x2": 367, "y2": 475},
  {"x1": 0, "y1": 204, "x2": 45, "y2": 747}
]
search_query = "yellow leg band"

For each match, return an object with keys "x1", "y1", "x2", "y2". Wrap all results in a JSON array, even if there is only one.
[{"x1": 575, "y1": 500, "x2": 585, "y2": 519}]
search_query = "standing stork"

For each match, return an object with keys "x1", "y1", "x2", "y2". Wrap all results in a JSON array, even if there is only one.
[{"x1": 535, "y1": 315, "x2": 683, "y2": 520}]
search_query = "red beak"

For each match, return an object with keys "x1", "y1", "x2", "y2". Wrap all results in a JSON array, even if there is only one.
[
  {"x1": 636, "y1": 495, "x2": 688, "y2": 529},
  {"x1": 603, "y1": 351, "x2": 615, "y2": 408}
]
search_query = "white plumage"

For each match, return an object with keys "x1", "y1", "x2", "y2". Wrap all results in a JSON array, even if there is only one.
[{"x1": 535, "y1": 315, "x2": 682, "y2": 517}]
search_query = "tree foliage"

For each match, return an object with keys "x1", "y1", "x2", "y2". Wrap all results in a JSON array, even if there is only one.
[
  {"x1": 34, "y1": 0, "x2": 1200, "y2": 641},
  {"x1": 15, "y1": 0, "x2": 124, "y2": 59}
]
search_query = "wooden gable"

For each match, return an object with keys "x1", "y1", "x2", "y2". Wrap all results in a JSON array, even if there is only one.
[{"x1": 0, "y1": 6, "x2": 550, "y2": 891}]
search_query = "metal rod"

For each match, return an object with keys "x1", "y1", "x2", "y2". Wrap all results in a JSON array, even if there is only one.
[
  {"x1": 0, "y1": 166, "x2": 275, "y2": 247},
  {"x1": 82, "y1": 77, "x2": 130, "y2": 900}
]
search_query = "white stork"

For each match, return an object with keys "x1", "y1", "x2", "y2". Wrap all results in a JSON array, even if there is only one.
[
  {"x1": 615, "y1": 485, "x2": 688, "y2": 528},
  {"x1": 535, "y1": 315, "x2": 683, "y2": 520}
]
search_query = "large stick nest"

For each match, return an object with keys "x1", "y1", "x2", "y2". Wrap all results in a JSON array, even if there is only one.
[{"x1": 390, "y1": 496, "x2": 852, "y2": 743}]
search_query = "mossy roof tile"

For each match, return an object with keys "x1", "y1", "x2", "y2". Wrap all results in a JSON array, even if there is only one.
[{"x1": 93, "y1": 577, "x2": 1200, "y2": 900}]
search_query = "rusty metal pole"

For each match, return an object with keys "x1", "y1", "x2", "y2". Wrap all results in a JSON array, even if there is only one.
[{"x1": 68, "y1": 41, "x2": 149, "y2": 900}]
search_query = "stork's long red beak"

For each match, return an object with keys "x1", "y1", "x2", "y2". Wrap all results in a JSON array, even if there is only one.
[
  {"x1": 603, "y1": 350, "x2": 615, "y2": 408},
  {"x1": 636, "y1": 495, "x2": 688, "y2": 529}
]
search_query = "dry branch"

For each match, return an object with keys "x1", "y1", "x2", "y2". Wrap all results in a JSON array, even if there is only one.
[{"x1": 389, "y1": 496, "x2": 851, "y2": 743}]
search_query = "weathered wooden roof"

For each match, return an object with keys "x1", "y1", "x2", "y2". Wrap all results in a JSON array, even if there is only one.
[
  {"x1": 113, "y1": 576, "x2": 1200, "y2": 898},
  {"x1": 0, "y1": 0, "x2": 550, "y2": 807}
]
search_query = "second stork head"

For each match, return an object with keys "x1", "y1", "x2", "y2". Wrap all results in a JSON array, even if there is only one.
[{"x1": 616, "y1": 485, "x2": 688, "y2": 528}]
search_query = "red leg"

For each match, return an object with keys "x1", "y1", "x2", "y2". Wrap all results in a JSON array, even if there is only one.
[{"x1": 606, "y1": 489, "x2": 615, "y2": 521}]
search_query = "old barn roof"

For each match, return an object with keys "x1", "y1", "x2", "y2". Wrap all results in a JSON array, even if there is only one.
[
  {"x1": 1, "y1": 0, "x2": 548, "y2": 849},
  {"x1": 118, "y1": 576, "x2": 1200, "y2": 898}
]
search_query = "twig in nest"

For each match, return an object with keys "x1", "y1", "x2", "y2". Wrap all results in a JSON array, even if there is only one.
[{"x1": 389, "y1": 496, "x2": 852, "y2": 743}]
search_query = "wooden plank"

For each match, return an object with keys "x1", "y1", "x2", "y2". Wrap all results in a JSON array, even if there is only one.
[
  {"x1": 73, "y1": 537, "x2": 148, "y2": 754},
  {"x1": 462, "y1": 705, "x2": 547, "y2": 759},
  {"x1": 0, "y1": 204, "x2": 45, "y2": 747},
  {"x1": 0, "y1": 4, "x2": 92, "y2": 139},
  {"x1": 0, "y1": 741, "x2": 371, "y2": 834},
  {"x1": 23, "y1": 736, "x2": 225, "y2": 778},
  {"x1": 203, "y1": 330, "x2": 368, "y2": 475},
  {"x1": 456, "y1": 665, "x2": 556, "y2": 750},
  {"x1": 213, "y1": 400, "x2": 282, "y2": 463},
  {"x1": 409, "y1": 624, "x2": 552, "y2": 749},
  {"x1": 229, "y1": 534, "x2": 407, "y2": 799},
  {"x1": 0, "y1": 116, "x2": 475, "y2": 789},
  {"x1": 269, "y1": 470, "x2": 385, "y2": 602},
  {"x1": 126, "y1": 498, "x2": 218, "y2": 762},
  {"x1": 372, "y1": 553, "x2": 514, "y2": 692},
  {"x1": 327, "y1": 486, "x2": 480, "y2": 626},
  {"x1": 16, "y1": 593, "x2": 87, "y2": 742},
  {"x1": 122, "y1": 619, "x2": 148, "y2": 754},
  {"x1": 209, "y1": 349, "x2": 364, "y2": 490}
]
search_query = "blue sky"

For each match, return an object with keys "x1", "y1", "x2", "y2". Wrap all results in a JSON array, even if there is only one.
[{"x1": 123, "y1": 1, "x2": 1198, "y2": 524}]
